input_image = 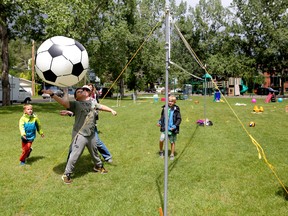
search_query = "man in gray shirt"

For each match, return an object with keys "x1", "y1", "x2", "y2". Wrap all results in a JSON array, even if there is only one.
[{"x1": 42, "y1": 86, "x2": 117, "y2": 184}]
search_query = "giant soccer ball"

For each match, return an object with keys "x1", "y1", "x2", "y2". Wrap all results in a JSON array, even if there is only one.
[{"x1": 35, "y1": 36, "x2": 89, "y2": 87}]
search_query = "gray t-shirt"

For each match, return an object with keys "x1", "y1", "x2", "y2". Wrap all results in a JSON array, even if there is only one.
[{"x1": 69, "y1": 99, "x2": 101, "y2": 136}]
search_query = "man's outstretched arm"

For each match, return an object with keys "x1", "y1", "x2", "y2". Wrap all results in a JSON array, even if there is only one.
[{"x1": 42, "y1": 90, "x2": 70, "y2": 109}]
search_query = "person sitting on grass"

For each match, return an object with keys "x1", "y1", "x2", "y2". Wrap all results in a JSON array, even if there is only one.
[
  {"x1": 42, "y1": 85, "x2": 116, "y2": 184},
  {"x1": 19, "y1": 104, "x2": 44, "y2": 165},
  {"x1": 157, "y1": 96, "x2": 182, "y2": 160}
]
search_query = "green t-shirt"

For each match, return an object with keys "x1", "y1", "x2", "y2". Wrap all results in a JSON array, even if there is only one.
[{"x1": 69, "y1": 99, "x2": 101, "y2": 136}]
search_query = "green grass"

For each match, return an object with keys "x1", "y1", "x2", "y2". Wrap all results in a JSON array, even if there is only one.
[{"x1": 0, "y1": 95, "x2": 288, "y2": 215}]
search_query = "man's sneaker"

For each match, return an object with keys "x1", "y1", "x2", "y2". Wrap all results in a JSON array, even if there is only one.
[
  {"x1": 93, "y1": 166, "x2": 108, "y2": 174},
  {"x1": 105, "y1": 158, "x2": 113, "y2": 163},
  {"x1": 20, "y1": 161, "x2": 26, "y2": 166},
  {"x1": 170, "y1": 155, "x2": 175, "y2": 160},
  {"x1": 62, "y1": 174, "x2": 72, "y2": 184},
  {"x1": 159, "y1": 151, "x2": 164, "y2": 158},
  {"x1": 27, "y1": 147, "x2": 33, "y2": 158}
]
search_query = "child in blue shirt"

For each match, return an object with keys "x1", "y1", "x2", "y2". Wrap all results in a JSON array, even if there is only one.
[{"x1": 157, "y1": 96, "x2": 181, "y2": 160}]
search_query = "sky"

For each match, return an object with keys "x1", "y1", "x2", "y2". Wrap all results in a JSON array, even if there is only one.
[{"x1": 175, "y1": 0, "x2": 233, "y2": 8}]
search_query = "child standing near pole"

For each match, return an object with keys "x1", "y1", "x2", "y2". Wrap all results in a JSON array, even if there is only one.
[
  {"x1": 19, "y1": 104, "x2": 44, "y2": 165},
  {"x1": 157, "y1": 96, "x2": 182, "y2": 160}
]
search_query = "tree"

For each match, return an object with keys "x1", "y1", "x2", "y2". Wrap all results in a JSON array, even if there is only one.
[
  {"x1": 1, "y1": 0, "x2": 113, "y2": 105},
  {"x1": 171, "y1": 0, "x2": 244, "y2": 83},
  {"x1": 1, "y1": 0, "x2": 45, "y2": 106},
  {"x1": 93, "y1": 0, "x2": 167, "y2": 95},
  {"x1": 233, "y1": 0, "x2": 288, "y2": 94},
  {"x1": 1, "y1": 1, "x2": 15, "y2": 106},
  {"x1": 87, "y1": 0, "x2": 135, "y2": 96},
  {"x1": 126, "y1": 0, "x2": 167, "y2": 91},
  {"x1": 8, "y1": 39, "x2": 32, "y2": 75},
  {"x1": 170, "y1": 0, "x2": 199, "y2": 85}
]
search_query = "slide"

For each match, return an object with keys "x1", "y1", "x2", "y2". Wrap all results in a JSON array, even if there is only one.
[{"x1": 240, "y1": 84, "x2": 248, "y2": 94}]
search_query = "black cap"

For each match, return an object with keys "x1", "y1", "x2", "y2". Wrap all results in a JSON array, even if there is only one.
[{"x1": 74, "y1": 87, "x2": 82, "y2": 99}]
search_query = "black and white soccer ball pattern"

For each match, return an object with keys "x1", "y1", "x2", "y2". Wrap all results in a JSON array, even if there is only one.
[{"x1": 35, "y1": 36, "x2": 89, "y2": 87}]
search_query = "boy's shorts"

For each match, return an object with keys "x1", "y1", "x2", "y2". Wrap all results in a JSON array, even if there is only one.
[{"x1": 160, "y1": 132, "x2": 177, "y2": 144}]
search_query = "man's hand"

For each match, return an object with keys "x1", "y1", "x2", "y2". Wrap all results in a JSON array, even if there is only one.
[
  {"x1": 111, "y1": 110, "x2": 117, "y2": 116},
  {"x1": 60, "y1": 110, "x2": 74, "y2": 116}
]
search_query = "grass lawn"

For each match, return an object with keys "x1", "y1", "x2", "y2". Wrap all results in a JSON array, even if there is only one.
[{"x1": 0, "y1": 94, "x2": 288, "y2": 215}]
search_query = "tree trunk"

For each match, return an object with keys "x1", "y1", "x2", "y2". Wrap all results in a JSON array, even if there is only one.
[{"x1": 0, "y1": 15, "x2": 10, "y2": 106}]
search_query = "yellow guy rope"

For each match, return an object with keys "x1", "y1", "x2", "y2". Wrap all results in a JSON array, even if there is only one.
[{"x1": 174, "y1": 23, "x2": 288, "y2": 195}]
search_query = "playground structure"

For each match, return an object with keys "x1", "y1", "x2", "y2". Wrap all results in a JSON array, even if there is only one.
[{"x1": 198, "y1": 77, "x2": 249, "y2": 96}]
